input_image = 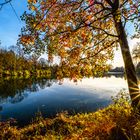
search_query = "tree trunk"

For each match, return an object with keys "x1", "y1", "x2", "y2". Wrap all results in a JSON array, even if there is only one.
[{"x1": 113, "y1": 16, "x2": 140, "y2": 108}]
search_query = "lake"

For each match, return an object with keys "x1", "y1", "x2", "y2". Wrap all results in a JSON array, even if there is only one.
[{"x1": 0, "y1": 76, "x2": 129, "y2": 126}]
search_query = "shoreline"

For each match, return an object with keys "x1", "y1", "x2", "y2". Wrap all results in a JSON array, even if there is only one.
[{"x1": 0, "y1": 101, "x2": 139, "y2": 140}]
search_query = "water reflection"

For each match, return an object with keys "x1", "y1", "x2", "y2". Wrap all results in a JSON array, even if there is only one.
[
  {"x1": 0, "y1": 78, "x2": 55, "y2": 104},
  {"x1": 104, "y1": 73, "x2": 125, "y2": 78},
  {"x1": 0, "y1": 75, "x2": 136, "y2": 126},
  {"x1": 0, "y1": 106, "x2": 2, "y2": 111}
]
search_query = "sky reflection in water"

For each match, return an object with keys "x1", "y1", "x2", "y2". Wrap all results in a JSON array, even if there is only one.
[{"x1": 0, "y1": 76, "x2": 128, "y2": 126}]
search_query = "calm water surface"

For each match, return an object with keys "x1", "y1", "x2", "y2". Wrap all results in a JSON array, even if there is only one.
[{"x1": 0, "y1": 76, "x2": 128, "y2": 125}]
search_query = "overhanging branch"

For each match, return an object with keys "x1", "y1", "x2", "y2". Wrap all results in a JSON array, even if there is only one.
[{"x1": 0, "y1": 0, "x2": 12, "y2": 10}]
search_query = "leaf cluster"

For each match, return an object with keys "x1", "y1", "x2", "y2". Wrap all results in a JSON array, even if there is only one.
[{"x1": 19, "y1": 0, "x2": 140, "y2": 79}]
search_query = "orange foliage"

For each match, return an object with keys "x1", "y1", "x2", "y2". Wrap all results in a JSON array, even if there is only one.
[{"x1": 19, "y1": 0, "x2": 139, "y2": 79}]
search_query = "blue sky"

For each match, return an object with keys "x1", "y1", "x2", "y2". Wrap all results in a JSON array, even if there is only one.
[
  {"x1": 0, "y1": 0, "x2": 139, "y2": 67},
  {"x1": 0, "y1": 0, "x2": 28, "y2": 48}
]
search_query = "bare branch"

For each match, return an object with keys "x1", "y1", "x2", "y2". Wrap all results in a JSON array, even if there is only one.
[{"x1": 0, "y1": 0, "x2": 12, "y2": 10}]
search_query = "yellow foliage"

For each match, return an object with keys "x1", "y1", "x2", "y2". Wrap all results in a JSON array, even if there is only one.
[
  {"x1": 28, "y1": 0, "x2": 37, "y2": 4},
  {"x1": 1, "y1": 101, "x2": 139, "y2": 139},
  {"x1": 20, "y1": 0, "x2": 139, "y2": 81}
]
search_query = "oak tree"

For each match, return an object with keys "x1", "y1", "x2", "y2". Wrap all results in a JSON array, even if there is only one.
[{"x1": 19, "y1": 0, "x2": 140, "y2": 108}]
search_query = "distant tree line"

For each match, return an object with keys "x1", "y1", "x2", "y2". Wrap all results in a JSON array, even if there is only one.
[
  {"x1": 109, "y1": 42, "x2": 140, "y2": 75},
  {"x1": 0, "y1": 45, "x2": 51, "y2": 78},
  {"x1": 0, "y1": 44, "x2": 111, "y2": 79},
  {"x1": 0, "y1": 78, "x2": 56, "y2": 105},
  {"x1": 1, "y1": 44, "x2": 139, "y2": 79},
  {"x1": 109, "y1": 66, "x2": 124, "y2": 73}
]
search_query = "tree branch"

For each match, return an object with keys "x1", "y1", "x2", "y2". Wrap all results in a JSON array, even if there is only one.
[
  {"x1": 0, "y1": 0, "x2": 12, "y2": 10},
  {"x1": 78, "y1": 40, "x2": 116, "y2": 64},
  {"x1": 105, "y1": 0, "x2": 113, "y2": 7},
  {"x1": 89, "y1": 25, "x2": 118, "y2": 38}
]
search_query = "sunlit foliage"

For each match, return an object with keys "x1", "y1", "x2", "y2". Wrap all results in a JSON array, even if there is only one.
[
  {"x1": 19, "y1": 0, "x2": 139, "y2": 77},
  {"x1": 0, "y1": 47, "x2": 51, "y2": 77},
  {"x1": 0, "y1": 92, "x2": 140, "y2": 139},
  {"x1": 19, "y1": 0, "x2": 140, "y2": 107}
]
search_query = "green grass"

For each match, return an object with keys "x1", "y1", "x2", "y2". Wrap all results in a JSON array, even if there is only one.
[{"x1": 0, "y1": 93, "x2": 140, "y2": 140}]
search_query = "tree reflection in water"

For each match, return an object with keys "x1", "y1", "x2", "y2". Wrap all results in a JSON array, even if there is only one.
[
  {"x1": 0, "y1": 78, "x2": 55, "y2": 104},
  {"x1": 0, "y1": 106, "x2": 2, "y2": 111},
  {"x1": 0, "y1": 74, "x2": 136, "y2": 105}
]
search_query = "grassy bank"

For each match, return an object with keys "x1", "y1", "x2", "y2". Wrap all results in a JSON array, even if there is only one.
[{"x1": 0, "y1": 96, "x2": 140, "y2": 140}]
